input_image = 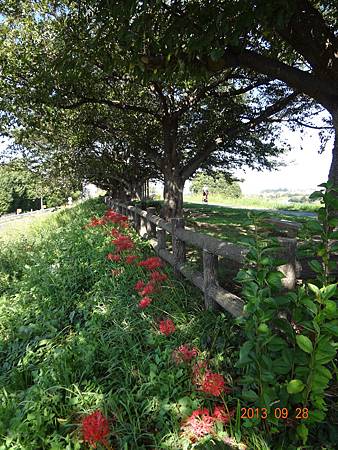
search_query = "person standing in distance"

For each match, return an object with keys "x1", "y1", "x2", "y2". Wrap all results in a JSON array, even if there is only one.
[{"x1": 202, "y1": 186, "x2": 209, "y2": 203}]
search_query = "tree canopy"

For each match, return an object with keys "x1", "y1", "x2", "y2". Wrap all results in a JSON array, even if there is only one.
[{"x1": 0, "y1": 0, "x2": 335, "y2": 216}]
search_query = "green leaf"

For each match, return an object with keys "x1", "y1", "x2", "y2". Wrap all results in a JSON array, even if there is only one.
[
  {"x1": 267, "y1": 271, "x2": 284, "y2": 289},
  {"x1": 308, "y1": 283, "x2": 320, "y2": 295},
  {"x1": 315, "y1": 336, "x2": 337, "y2": 364},
  {"x1": 268, "y1": 336, "x2": 287, "y2": 352},
  {"x1": 272, "y1": 357, "x2": 292, "y2": 375},
  {"x1": 296, "y1": 335, "x2": 313, "y2": 354},
  {"x1": 287, "y1": 379, "x2": 305, "y2": 394},
  {"x1": 308, "y1": 260, "x2": 322, "y2": 273},
  {"x1": 241, "y1": 389, "x2": 259, "y2": 401},
  {"x1": 320, "y1": 283, "x2": 337, "y2": 301},
  {"x1": 272, "y1": 318, "x2": 295, "y2": 342},
  {"x1": 301, "y1": 298, "x2": 317, "y2": 314},
  {"x1": 322, "y1": 321, "x2": 338, "y2": 336},
  {"x1": 296, "y1": 423, "x2": 308, "y2": 445},
  {"x1": 236, "y1": 341, "x2": 253, "y2": 367},
  {"x1": 309, "y1": 190, "x2": 323, "y2": 200},
  {"x1": 328, "y1": 217, "x2": 338, "y2": 227}
]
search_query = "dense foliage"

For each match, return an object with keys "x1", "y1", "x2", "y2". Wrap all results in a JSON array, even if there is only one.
[
  {"x1": 190, "y1": 172, "x2": 242, "y2": 198},
  {"x1": 0, "y1": 159, "x2": 81, "y2": 215}
]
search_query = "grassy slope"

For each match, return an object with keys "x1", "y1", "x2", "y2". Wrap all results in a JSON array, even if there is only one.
[{"x1": 0, "y1": 200, "x2": 243, "y2": 449}]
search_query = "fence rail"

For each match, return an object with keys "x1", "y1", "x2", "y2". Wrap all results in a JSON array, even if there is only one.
[{"x1": 105, "y1": 198, "x2": 302, "y2": 318}]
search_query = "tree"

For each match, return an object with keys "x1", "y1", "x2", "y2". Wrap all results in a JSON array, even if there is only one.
[
  {"x1": 113, "y1": 1, "x2": 336, "y2": 188},
  {"x1": 0, "y1": 1, "x2": 320, "y2": 217},
  {"x1": 190, "y1": 171, "x2": 242, "y2": 197}
]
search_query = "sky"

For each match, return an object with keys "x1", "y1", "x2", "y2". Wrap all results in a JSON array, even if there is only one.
[{"x1": 234, "y1": 126, "x2": 333, "y2": 195}]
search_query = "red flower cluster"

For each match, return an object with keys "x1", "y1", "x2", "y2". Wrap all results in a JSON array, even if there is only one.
[
  {"x1": 172, "y1": 344, "x2": 198, "y2": 364},
  {"x1": 111, "y1": 228, "x2": 121, "y2": 238},
  {"x1": 181, "y1": 406, "x2": 234, "y2": 442},
  {"x1": 110, "y1": 254, "x2": 121, "y2": 262},
  {"x1": 150, "y1": 271, "x2": 168, "y2": 283},
  {"x1": 106, "y1": 252, "x2": 115, "y2": 261},
  {"x1": 82, "y1": 410, "x2": 110, "y2": 448},
  {"x1": 201, "y1": 372, "x2": 226, "y2": 396},
  {"x1": 159, "y1": 319, "x2": 176, "y2": 336},
  {"x1": 138, "y1": 256, "x2": 163, "y2": 271},
  {"x1": 104, "y1": 210, "x2": 128, "y2": 224},
  {"x1": 138, "y1": 296, "x2": 152, "y2": 309},
  {"x1": 126, "y1": 255, "x2": 138, "y2": 264},
  {"x1": 193, "y1": 364, "x2": 229, "y2": 397},
  {"x1": 181, "y1": 408, "x2": 215, "y2": 439},
  {"x1": 139, "y1": 282, "x2": 156, "y2": 297},
  {"x1": 87, "y1": 217, "x2": 106, "y2": 227},
  {"x1": 134, "y1": 280, "x2": 145, "y2": 291},
  {"x1": 111, "y1": 234, "x2": 134, "y2": 253}
]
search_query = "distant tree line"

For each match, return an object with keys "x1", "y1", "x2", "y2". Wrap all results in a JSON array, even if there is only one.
[{"x1": 0, "y1": 160, "x2": 81, "y2": 215}]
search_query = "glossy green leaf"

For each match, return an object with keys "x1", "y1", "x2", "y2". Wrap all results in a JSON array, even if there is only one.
[{"x1": 296, "y1": 335, "x2": 313, "y2": 354}]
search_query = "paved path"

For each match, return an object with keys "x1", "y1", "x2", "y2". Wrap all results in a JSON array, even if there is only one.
[
  {"x1": 0, "y1": 208, "x2": 56, "y2": 230},
  {"x1": 186, "y1": 201, "x2": 317, "y2": 219}
]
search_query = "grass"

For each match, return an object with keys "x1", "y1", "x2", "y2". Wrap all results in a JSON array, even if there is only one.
[
  {"x1": 184, "y1": 194, "x2": 320, "y2": 212},
  {"x1": 0, "y1": 199, "x2": 246, "y2": 449},
  {"x1": 0, "y1": 199, "x2": 335, "y2": 449}
]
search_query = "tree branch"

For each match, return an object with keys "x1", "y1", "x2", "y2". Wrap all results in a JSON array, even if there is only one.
[
  {"x1": 55, "y1": 97, "x2": 160, "y2": 118},
  {"x1": 180, "y1": 93, "x2": 298, "y2": 180}
]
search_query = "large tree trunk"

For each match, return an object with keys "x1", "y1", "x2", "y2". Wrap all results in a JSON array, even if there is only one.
[
  {"x1": 160, "y1": 116, "x2": 185, "y2": 218},
  {"x1": 328, "y1": 111, "x2": 338, "y2": 187},
  {"x1": 161, "y1": 172, "x2": 185, "y2": 218}
]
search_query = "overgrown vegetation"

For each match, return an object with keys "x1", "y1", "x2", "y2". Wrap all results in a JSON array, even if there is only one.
[
  {"x1": 0, "y1": 200, "x2": 244, "y2": 449},
  {"x1": 1, "y1": 193, "x2": 337, "y2": 449}
]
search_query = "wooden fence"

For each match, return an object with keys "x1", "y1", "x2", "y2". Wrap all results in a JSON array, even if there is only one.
[{"x1": 105, "y1": 198, "x2": 303, "y2": 318}]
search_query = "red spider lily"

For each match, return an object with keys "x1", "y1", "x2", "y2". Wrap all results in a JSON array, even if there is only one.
[
  {"x1": 138, "y1": 257, "x2": 163, "y2": 271},
  {"x1": 134, "y1": 280, "x2": 145, "y2": 291},
  {"x1": 125, "y1": 255, "x2": 138, "y2": 264},
  {"x1": 159, "y1": 319, "x2": 176, "y2": 336},
  {"x1": 181, "y1": 408, "x2": 215, "y2": 440},
  {"x1": 172, "y1": 344, "x2": 198, "y2": 364},
  {"x1": 111, "y1": 254, "x2": 121, "y2": 262},
  {"x1": 212, "y1": 405, "x2": 234, "y2": 424},
  {"x1": 104, "y1": 210, "x2": 128, "y2": 224},
  {"x1": 88, "y1": 217, "x2": 106, "y2": 227},
  {"x1": 201, "y1": 372, "x2": 228, "y2": 397},
  {"x1": 111, "y1": 235, "x2": 134, "y2": 252},
  {"x1": 111, "y1": 228, "x2": 121, "y2": 238},
  {"x1": 150, "y1": 271, "x2": 168, "y2": 283},
  {"x1": 139, "y1": 282, "x2": 156, "y2": 297},
  {"x1": 106, "y1": 253, "x2": 115, "y2": 261},
  {"x1": 138, "y1": 296, "x2": 152, "y2": 309},
  {"x1": 82, "y1": 410, "x2": 110, "y2": 448}
]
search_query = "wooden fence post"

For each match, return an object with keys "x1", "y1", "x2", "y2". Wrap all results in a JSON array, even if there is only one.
[
  {"x1": 127, "y1": 206, "x2": 134, "y2": 224},
  {"x1": 203, "y1": 249, "x2": 219, "y2": 310},
  {"x1": 276, "y1": 238, "x2": 297, "y2": 290},
  {"x1": 157, "y1": 227, "x2": 166, "y2": 251},
  {"x1": 134, "y1": 209, "x2": 141, "y2": 232},
  {"x1": 146, "y1": 207, "x2": 157, "y2": 237},
  {"x1": 171, "y1": 218, "x2": 186, "y2": 276},
  {"x1": 140, "y1": 211, "x2": 147, "y2": 237}
]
